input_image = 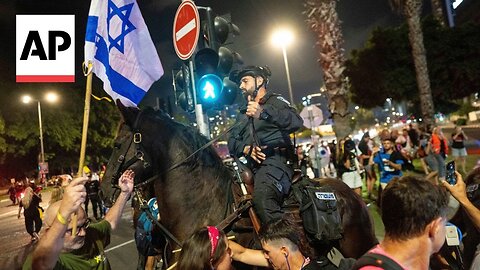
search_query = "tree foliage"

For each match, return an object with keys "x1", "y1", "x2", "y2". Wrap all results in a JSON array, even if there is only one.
[
  {"x1": 346, "y1": 17, "x2": 480, "y2": 114},
  {"x1": 0, "y1": 82, "x2": 120, "y2": 178}
]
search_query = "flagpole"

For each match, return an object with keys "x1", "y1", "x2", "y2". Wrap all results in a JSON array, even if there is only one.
[{"x1": 73, "y1": 61, "x2": 93, "y2": 235}]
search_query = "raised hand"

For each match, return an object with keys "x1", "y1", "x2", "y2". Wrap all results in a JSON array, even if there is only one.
[
  {"x1": 58, "y1": 177, "x2": 88, "y2": 218},
  {"x1": 118, "y1": 169, "x2": 134, "y2": 194}
]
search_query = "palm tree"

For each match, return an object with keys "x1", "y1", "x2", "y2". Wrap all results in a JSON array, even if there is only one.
[
  {"x1": 390, "y1": 0, "x2": 435, "y2": 129},
  {"x1": 431, "y1": 0, "x2": 446, "y2": 26},
  {"x1": 303, "y1": 0, "x2": 351, "y2": 140}
]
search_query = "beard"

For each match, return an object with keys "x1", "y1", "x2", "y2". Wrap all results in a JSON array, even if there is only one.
[{"x1": 64, "y1": 236, "x2": 86, "y2": 251}]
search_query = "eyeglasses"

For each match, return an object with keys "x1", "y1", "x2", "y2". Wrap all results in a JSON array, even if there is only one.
[{"x1": 66, "y1": 219, "x2": 91, "y2": 236}]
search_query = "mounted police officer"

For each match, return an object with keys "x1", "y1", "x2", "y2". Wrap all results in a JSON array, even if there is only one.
[{"x1": 228, "y1": 65, "x2": 303, "y2": 224}]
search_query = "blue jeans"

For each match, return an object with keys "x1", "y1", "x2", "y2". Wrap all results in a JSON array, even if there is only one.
[{"x1": 429, "y1": 153, "x2": 446, "y2": 178}]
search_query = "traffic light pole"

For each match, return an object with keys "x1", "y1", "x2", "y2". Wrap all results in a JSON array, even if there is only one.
[{"x1": 189, "y1": 60, "x2": 210, "y2": 137}]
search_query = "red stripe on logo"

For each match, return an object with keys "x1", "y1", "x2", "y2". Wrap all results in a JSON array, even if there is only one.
[{"x1": 16, "y1": 75, "x2": 75, "y2": 83}]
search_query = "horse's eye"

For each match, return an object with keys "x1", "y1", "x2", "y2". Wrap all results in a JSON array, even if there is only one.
[{"x1": 114, "y1": 142, "x2": 122, "y2": 149}]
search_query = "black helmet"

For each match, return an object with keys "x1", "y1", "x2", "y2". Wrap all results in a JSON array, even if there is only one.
[{"x1": 229, "y1": 65, "x2": 271, "y2": 85}]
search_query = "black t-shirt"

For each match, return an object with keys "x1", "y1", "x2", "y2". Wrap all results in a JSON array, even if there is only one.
[
  {"x1": 303, "y1": 257, "x2": 338, "y2": 270},
  {"x1": 358, "y1": 140, "x2": 370, "y2": 166},
  {"x1": 85, "y1": 180, "x2": 100, "y2": 197},
  {"x1": 451, "y1": 133, "x2": 465, "y2": 149}
]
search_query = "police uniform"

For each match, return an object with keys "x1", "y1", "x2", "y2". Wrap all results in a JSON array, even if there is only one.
[{"x1": 228, "y1": 92, "x2": 303, "y2": 224}]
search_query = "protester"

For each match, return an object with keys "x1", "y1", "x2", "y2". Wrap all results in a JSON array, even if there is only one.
[
  {"x1": 85, "y1": 172, "x2": 102, "y2": 219},
  {"x1": 177, "y1": 226, "x2": 233, "y2": 270},
  {"x1": 8, "y1": 180, "x2": 17, "y2": 205},
  {"x1": 49, "y1": 179, "x2": 63, "y2": 206},
  {"x1": 296, "y1": 145, "x2": 308, "y2": 177},
  {"x1": 369, "y1": 137, "x2": 403, "y2": 190},
  {"x1": 428, "y1": 126, "x2": 449, "y2": 181},
  {"x1": 451, "y1": 126, "x2": 469, "y2": 174},
  {"x1": 358, "y1": 132, "x2": 376, "y2": 199},
  {"x1": 443, "y1": 169, "x2": 480, "y2": 269},
  {"x1": 22, "y1": 170, "x2": 134, "y2": 270},
  {"x1": 417, "y1": 127, "x2": 431, "y2": 175},
  {"x1": 308, "y1": 141, "x2": 331, "y2": 178},
  {"x1": 339, "y1": 139, "x2": 362, "y2": 195},
  {"x1": 228, "y1": 65, "x2": 303, "y2": 224},
  {"x1": 353, "y1": 175, "x2": 449, "y2": 269},
  {"x1": 230, "y1": 218, "x2": 345, "y2": 269},
  {"x1": 17, "y1": 180, "x2": 42, "y2": 242}
]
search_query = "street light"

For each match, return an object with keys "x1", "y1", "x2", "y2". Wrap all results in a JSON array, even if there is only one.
[
  {"x1": 271, "y1": 28, "x2": 294, "y2": 105},
  {"x1": 21, "y1": 92, "x2": 58, "y2": 178}
]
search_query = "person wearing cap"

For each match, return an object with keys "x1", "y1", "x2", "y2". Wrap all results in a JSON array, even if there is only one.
[
  {"x1": 22, "y1": 170, "x2": 134, "y2": 270},
  {"x1": 228, "y1": 65, "x2": 303, "y2": 224},
  {"x1": 369, "y1": 137, "x2": 404, "y2": 190}
]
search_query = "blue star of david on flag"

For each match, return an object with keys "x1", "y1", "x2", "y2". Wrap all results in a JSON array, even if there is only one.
[
  {"x1": 107, "y1": 1, "x2": 136, "y2": 53},
  {"x1": 84, "y1": 0, "x2": 163, "y2": 107}
]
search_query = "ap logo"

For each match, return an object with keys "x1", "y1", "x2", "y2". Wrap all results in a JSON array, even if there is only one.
[{"x1": 16, "y1": 15, "x2": 75, "y2": 82}]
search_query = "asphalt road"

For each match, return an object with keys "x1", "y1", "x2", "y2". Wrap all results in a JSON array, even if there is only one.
[{"x1": 0, "y1": 190, "x2": 138, "y2": 269}]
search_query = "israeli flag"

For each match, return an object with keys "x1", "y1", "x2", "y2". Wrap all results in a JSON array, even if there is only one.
[{"x1": 85, "y1": 0, "x2": 163, "y2": 107}]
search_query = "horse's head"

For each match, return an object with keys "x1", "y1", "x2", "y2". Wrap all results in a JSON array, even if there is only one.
[{"x1": 101, "y1": 102, "x2": 158, "y2": 207}]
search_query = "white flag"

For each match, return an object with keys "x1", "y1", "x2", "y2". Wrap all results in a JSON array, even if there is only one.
[{"x1": 84, "y1": 0, "x2": 163, "y2": 107}]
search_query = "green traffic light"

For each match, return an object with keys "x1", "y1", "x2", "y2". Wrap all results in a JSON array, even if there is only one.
[
  {"x1": 198, "y1": 74, "x2": 223, "y2": 104},
  {"x1": 202, "y1": 81, "x2": 216, "y2": 99}
]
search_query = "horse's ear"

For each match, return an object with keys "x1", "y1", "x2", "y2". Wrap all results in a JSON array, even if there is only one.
[{"x1": 116, "y1": 99, "x2": 139, "y2": 127}]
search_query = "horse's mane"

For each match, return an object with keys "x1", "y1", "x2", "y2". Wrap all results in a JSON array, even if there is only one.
[{"x1": 141, "y1": 108, "x2": 226, "y2": 172}]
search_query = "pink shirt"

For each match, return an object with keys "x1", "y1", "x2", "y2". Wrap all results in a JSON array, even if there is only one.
[{"x1": 359, "y1": 245, "x2": 407, "y2": 270}]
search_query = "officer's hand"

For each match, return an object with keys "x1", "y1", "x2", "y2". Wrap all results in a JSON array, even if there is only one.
[
  {"x1": 58, "y1": 177, "x2": 88, "y2": 219},
  {"x1": 246, "y1": 96, "x2": 262, "y2": 119},
  {"x1": 243, "y1": 145, "x2": 266, "y2": 163}
]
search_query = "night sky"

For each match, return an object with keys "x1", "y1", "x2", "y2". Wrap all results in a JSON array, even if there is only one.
[{"x1": 1, "y1": 0, "x2": 404, "y2": 108}]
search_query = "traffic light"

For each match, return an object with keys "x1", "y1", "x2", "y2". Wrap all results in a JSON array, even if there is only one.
[
  {"x1": 195, "y1": 48, "x2": 222, "y2": 106},
  {"x1": 194, "y1": 8, "x2": 242, "y2": 109},
  {"x1": 173, "y1": 64, "x2": 194, "y2": 112}
]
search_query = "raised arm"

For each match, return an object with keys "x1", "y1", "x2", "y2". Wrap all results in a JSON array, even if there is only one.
[
  {"x1": 443, "y1": 172, "x2": 480, "y2": 231},
  {"x1": 32, "y1": 177, "x2": 88, "y2": 270},
  {"x1": 229, "y1": 240, "x2": 269, "y2": 267},
  {"x1": 104, "y1": 170, "x2": 134, "y2": 230}
]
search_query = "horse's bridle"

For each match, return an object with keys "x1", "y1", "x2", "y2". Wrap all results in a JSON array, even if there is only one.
[{"x1": 109, "y1": 111, "x2": 153, "y2": 204}]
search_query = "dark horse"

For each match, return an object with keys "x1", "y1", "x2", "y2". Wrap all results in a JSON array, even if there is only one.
[{"x1": 101, "y1": 103, "x2": 377, "y2": 268}]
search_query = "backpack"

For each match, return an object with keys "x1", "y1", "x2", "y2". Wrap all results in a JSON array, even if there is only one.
[
  {"x1": 135, "y1": 198, "x2": 161, "y2": 256},
  {"x1": 351, "y1": 253, "x2": 403, "y2": 270},
  {"x1": 299, "y1": 184, "x2": 343, "y2": 243}
]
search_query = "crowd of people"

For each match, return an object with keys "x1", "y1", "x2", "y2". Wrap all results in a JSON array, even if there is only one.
[{"x1": 295, "y1": 123, "x2": 470, "y2": 202}]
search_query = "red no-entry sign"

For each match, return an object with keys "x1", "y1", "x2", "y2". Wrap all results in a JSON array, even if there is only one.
[{"x1": 173, "y1": 0, "x2": 200, "y2": 60}]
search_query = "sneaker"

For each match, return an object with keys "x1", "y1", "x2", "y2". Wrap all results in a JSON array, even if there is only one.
[{"x1": 33, "y1": 232, "x2": 40, "y2": 240}]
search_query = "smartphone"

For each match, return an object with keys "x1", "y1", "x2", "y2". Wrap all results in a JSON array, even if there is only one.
[{"x1": 446, "y1": 161, "x2": 456, "y2": 185}]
